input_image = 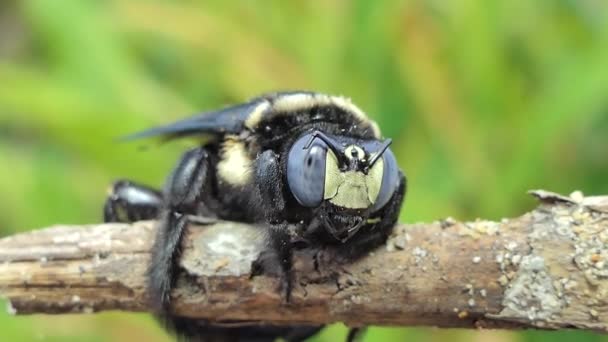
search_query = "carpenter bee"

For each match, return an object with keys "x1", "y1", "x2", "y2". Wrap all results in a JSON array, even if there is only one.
[{"x1": 104, "y1": 91, "x2": 407, "y2": 341}]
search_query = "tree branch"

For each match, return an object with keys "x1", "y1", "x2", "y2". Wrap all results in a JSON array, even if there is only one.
[{"x1": 1, "y1": 191, "x2": 608, "y2": 332}]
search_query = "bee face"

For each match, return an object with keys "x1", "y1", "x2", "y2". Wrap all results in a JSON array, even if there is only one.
[{"x1": 286, "y1": 130, "x2": 400, "y2": 241}]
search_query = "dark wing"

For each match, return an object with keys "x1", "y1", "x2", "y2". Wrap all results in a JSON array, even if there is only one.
[{"x1": 121, "y1": 100, "x2": 262, "y2": 141}]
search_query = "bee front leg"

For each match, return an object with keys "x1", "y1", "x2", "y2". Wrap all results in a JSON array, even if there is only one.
[
  {"x1": 251, "y1": 223, "x2": 294, "y2": 303},
  {"x1": 252, "y1": 150, "x2": 295, "y2": 303}
]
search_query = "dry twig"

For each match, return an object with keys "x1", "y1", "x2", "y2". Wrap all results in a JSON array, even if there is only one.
[{"x1": 1, "y1": 191, "x2": 608, "y2": 332}]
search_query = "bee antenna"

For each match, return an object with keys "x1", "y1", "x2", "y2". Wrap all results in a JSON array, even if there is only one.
[
  {"x1": 365, "y1": 139, "x2": 392, "y2": 170},
  {"x1": 303, "y1": 131, "x2": 348, "y2": 164}
]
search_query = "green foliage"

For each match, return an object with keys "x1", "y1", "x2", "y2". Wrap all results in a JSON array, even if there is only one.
[{"x1": 1, "y1": 1, "x2": 607, "y2": 341}]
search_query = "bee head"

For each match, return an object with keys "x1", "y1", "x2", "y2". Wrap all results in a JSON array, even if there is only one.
[{"x1": 286, "y1": 130, "x2": 400, "y2": 241}]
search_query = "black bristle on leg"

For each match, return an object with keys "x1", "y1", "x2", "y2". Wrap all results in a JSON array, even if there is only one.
[
  {"x1": 145, "y1": 148, "x2": 213, "y2": 338},
  {"x1": 250, "y1": 223, "x2": 295, "y2": 303},
  {"x1": 147, "y1": 211, "x2": 189, "y2": 312}
]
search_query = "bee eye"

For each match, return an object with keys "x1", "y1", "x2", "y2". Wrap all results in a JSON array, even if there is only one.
[
  {"x1": 372, "y1": 147, "x2": 400, "y2": 211},
  {"x1": 287, "y1": 133, "x2": 327, "y2": 207}
]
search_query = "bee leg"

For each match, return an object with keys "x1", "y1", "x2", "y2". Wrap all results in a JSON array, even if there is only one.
[
  {"x1": 103, "y1": 180, "x2": 163, "y2": 223},
  {"x1": 251, "y1": 150, "x2": 295, "y2": 302},
  {"x1": 147, "y1": 147, "x2": 213, "y2": 315},
  {"x1": 251, "y1": 150, "x2": 323, "y2": 339},
  {"x1": 255, "y1": 150, "x2": 286, "y2": 217},
  {"x1": 275, "y1": 229, "x2": 295, "y2": 304}
]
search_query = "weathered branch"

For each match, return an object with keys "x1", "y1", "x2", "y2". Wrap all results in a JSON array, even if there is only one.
[{"x1": 1, "y1": 191, "x2": 608, "y2": 332}]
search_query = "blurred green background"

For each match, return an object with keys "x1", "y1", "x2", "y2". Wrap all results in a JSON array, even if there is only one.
[{"x1": 1, "y1": 0, "x2": 607, "y2": 341}]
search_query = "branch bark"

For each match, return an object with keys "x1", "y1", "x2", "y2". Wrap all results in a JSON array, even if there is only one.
[{"x1": 1, "y1": 191, "x2": 608, "y2": 332}]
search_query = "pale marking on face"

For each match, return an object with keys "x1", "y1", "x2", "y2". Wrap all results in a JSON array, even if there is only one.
[
  {"x1": 217, "y1": 136, "x2": 253, "y2": 186},
  {"x1": 344, "y1": 145, "x2": 365, "y2": 161},
  {"x1": 324, "y1": 149, "x2": 341, "y2": 200},
  {"x1": 323, "y1": 149, "x2": 384, "y2": 209},
  {"x1": 245, "y1": 93, "x2": 381, "y2": 139}
]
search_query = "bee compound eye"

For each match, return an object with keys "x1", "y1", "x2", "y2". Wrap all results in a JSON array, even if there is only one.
[
  {"x1": 287, "y1": 133, "x2": 328, "y2": 207},
  {"x1": 372, "y1": 147, "x2": 400, "y2": 211}
]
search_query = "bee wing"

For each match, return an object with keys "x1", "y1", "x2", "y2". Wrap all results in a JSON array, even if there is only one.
[{"x1": 121, "y1": 100, "x2": 262, "y2": 141}]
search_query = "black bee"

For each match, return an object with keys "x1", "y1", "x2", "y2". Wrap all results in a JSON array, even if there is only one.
[{"x1": 104, "y1": 91, "x2": 407, "y2": 342}]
